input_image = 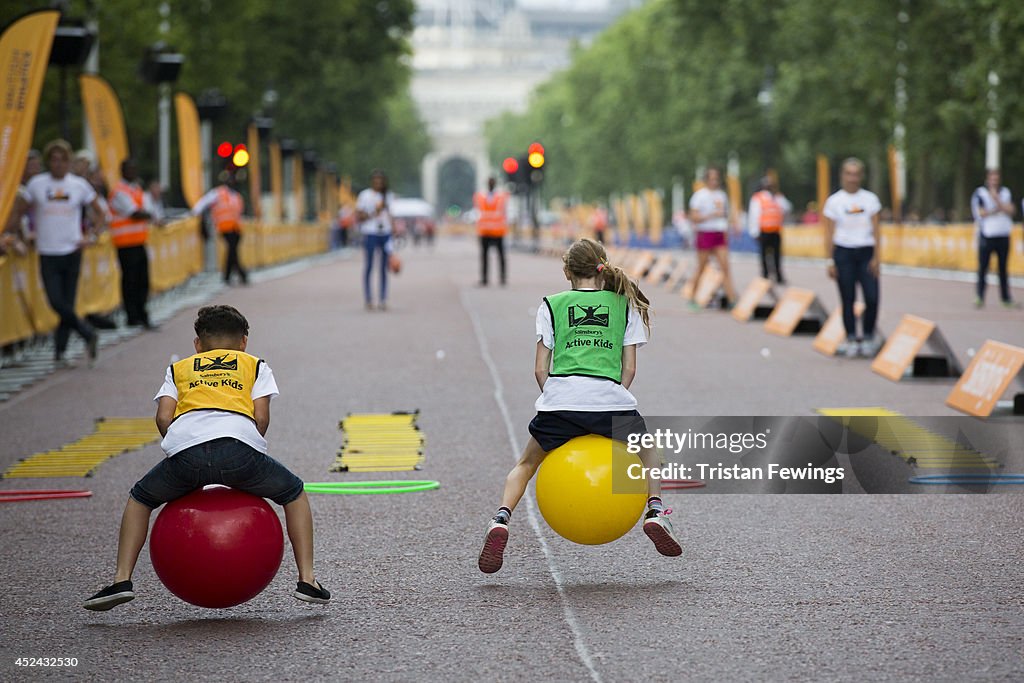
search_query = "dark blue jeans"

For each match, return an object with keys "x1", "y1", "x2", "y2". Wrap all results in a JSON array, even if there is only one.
[
  {"x1": 833, "y1": 245, "x2": 879, "y2": 340},
  {"x1": 977, "y1": 235, "x2": 1011, "y2": 303},
  {"x1": 130, "y1": 438, "x2": 304, "y2": 509},
  {"x1": 363, "y1": 233, "x2": 391, "y2": 304},
  {"x1": 39, "y1": 251, "x2": 94, "y2": 355}
]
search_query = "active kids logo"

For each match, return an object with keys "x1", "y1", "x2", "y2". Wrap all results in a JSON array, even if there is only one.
[
  {"x1": 568, "y1": 304, "x2": 610, "y2": 328},
  {"x1": 194, "y1": 354, "x2": 238, "y2": 372}
]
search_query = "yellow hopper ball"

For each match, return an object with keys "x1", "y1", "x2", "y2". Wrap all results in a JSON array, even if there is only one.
[{"x1": 535, "y1": 435, "x2": 648, "y2": 545}]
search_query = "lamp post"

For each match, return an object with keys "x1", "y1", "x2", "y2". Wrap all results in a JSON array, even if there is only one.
[
  {"x1": 756, "y1": 66, "x2": 775, "y2": 174},
  {"x1": 196, "y1": 89, "x2": 228, "y2": 188},
  {"x1": 139, "y1": 42, "x2": 184, "y2": 190},
  {"x1": 49, "y1": 18, "x2": 96, "y2": 141}
]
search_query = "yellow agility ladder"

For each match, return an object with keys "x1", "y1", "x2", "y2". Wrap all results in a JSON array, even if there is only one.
[
  {"x1": 331, "y1": 411, "x2": 424, "y2": 473},
  {"x1": 3, "y1": 417, "x2": 159, "y2": 478}
]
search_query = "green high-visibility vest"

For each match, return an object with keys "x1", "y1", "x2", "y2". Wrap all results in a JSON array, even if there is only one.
[{"x1": 545, "y1": 289, "x2": 628, "y2": 383}]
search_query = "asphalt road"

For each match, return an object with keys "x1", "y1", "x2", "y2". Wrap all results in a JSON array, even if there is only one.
[{"x1": 0, "y1": 238, "x2": 1021, "y2": 682}]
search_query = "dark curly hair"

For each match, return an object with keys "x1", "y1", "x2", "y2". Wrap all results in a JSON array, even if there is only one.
[{"x1": 194, "y1": 305, "x2": 249, "y2": 342}]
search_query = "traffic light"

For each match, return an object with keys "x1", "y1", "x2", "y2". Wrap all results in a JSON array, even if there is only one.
[
  {"x1": 527, "y1": 142, "x2": 545, "y2": 169},
  {"x1": 217, "y1": 141, "x2": 233, "y2": 158},
  {"x1": 231, "y1": 144, "x2": 249, "y2": 168},
  {"x1": 502, "y1": 156, "x2": 519, "y2": 179}
]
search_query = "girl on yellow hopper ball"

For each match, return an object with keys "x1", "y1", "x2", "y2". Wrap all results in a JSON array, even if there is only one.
[{"x1": 478, "y1": 238, "x2": 682, "y2": 573}]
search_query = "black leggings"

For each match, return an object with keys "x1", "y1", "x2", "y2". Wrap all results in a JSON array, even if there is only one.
[
  {"x1": 117, "y1": 245, "x2": 150, "y2": 325},
  {"x1": 39, "y1": 251, "x2": 94, "y2": 355},
  {"x1": 977, "y1": 235, "x2": 1011, "y2": 303},
  {"x1": 758, "y1": 232, "x2": 783, "y2": 282},
  {"x1": 480, "y1": 236, "x2": 506, "y2": 284},
  {"x1": 221, "y1": 231, "x2": 247, "y2": 284}
]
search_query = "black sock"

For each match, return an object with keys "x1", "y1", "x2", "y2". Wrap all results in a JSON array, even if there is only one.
[
  {"x1": 494, "y1": 506, "x2": 512, "y2": 523},
  {"x1": 647, "y1": 496, "x2": 664, "y2": 512}
]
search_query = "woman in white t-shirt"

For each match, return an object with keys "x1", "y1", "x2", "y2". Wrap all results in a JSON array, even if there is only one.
[
  {"x1": 822, "y1": 158, "x2": 882, "y2": 358},
  {"x1": 687, "y1": 166, "x2": 738, "y2": 309},
  {"x1": 971, "y1": 169, "x2": 1018, "y2": 308},
  {"x1": 355, "y1": 170, "x2": 396, "y2": 311},
  {"x1": 10, "y1": 139, "x2": 107, "y2": 364}
]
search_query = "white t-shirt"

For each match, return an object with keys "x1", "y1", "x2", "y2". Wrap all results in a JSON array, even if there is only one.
[
  {"x1": 535, "y1": 292, "x2": 648, "y2": 412},
  {"x1": 24, "y1": 173, "x2": 97, "y2": 256},
  {"x1": 356, "y1": 189, "x2": 396, "y2": 235},
  {"x1": 971, "y1": 186, "x2": 1013, "y2": 238},
  {"x1": 154, "y1": 361, "x2": 280, "y2": 456},
  {"x1": 823, "y1": 188, "x2": 881, "y2": 248},
  {"x1": 689, "y1": 187, "x2": 729, "y2": 232}
]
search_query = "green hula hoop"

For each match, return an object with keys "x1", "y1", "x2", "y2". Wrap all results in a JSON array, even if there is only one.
[{"x1": 304, "y1": 480, "x2": 439, "y2": 495}]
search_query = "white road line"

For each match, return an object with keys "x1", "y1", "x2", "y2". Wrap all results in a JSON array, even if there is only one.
[{"x1": 460, "y1": 289, "x2": 603, "y2": 683}]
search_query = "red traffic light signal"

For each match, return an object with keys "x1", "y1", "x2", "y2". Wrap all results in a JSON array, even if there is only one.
[
  {"x1": 528, "y1": 142, "x2": 544, "y2": 156},
  {"x1": 502, "y1": 157, "x2": 519, "y2": 175},
  {"x1": 217, "y1": 141, "x2": 233, "y2": 158}
]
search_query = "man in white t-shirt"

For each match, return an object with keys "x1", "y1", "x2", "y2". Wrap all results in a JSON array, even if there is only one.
[
  {"x1": 83, "y1": 305, "x2": 330, "y2": 611},
  {"x1": 355, "y1": 170, "x2": 397, "y2": 310},
  {"x1": 687, "y1": 166, "x2": 737, "y2": 308},
  {"x1": 9, "y1": 139, "x2": 107, "y2": 364},
  {"x1": 823, "y1": 157, "x2": 883, "y2": 358},
  {"x1": 971, "y1": 169, "x2": 1018, "y2": 308}
]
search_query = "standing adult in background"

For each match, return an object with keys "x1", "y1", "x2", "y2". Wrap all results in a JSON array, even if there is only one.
[
  {"x1": 748, "y1": 176, "x2": 792, "y2": 284},
  {"x1": 971, "y1": 169, "x2": 1018, "y2": 309},
  {"x1": 109, "y1": 158, "x2": 155, "y2": 329},
  {"x1": 590, "y1": 204, "x2": 609, "y2": 244},
  {"x1": 474, "y1": 177, "x2": 509, "y2": 286},
  {"x1": 9, "y1": 139, "x2": 105, "y2": 364},
  {"x1": 192, "y1": 174, "x2": 247, "y2": 285},
  {"x1": 823, "y1": 158, "x2": 882, "y2": 358},
  {"x1": 356, "y1": 170, "x2": 395, "y2": 310},
  {"x1": 688, "y1": 166, "x2": 738, "y2": 309}
]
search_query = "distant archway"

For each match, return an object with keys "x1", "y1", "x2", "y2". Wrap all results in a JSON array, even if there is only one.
[{"x1": 437, "y1": 157, "x2": 476, "y2": 215}]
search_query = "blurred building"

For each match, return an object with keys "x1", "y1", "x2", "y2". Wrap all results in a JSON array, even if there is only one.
[{"x1": 412, "y1": 0, "x2": 631, "y2": 210}]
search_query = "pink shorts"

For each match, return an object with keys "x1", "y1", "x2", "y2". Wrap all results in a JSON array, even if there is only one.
[{"x1": 695, "y1": 230, "x2": 727, "y2": 251}]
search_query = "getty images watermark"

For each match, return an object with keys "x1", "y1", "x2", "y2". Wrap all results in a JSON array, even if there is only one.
[
  {"x1": 609, "y1": 415, "x2": 1022, "y2": 494},
  {"x1": 624, "y1": 428, "x2": 845, "y2": 484}
]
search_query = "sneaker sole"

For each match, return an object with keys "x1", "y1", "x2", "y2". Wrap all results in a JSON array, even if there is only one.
[
  {"x1": 643, "y1": 521, "x2": 682, "y2": 557},
  {"x1": 293, "y1": 591, "x2": 330, "y2": 605},
  {"x1": 83, "y1": 592, "x2": 135, "y2": 611},
  {"x1": 478, "y1": 526, "x2": 508, "y2": 574}
]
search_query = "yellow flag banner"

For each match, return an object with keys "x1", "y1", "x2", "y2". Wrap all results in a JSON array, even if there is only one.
[
  {"x1": 0, "y1": 10, "x2": 59, "y2": 228},
  {"x1": 269, "y1": 141, "x2": 282, "y2": 223},
  {"x1": 726, "y1": 172, "x2": 742, "y2": 225},
  {"x1": 816, "y1": 154, "x2": 830, "y2": 217},
  {"x1": 79, "y1": 74, "x2": 128, "y2": 191},
  {"x1": 293, "y1": 154, "x2": 304, "y2": 222},
  {"x1": 174, "y1": 92, "x2": 204, "y2": 208},
  {"x1": 246, "y1": 123, "x2": 261, "y2": 220}
]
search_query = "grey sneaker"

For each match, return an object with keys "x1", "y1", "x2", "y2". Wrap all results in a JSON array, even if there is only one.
[
  {"x1": 643, "y1": 508, "x2": 682, "y2": 557},
  {"x1": 837, "y1": 339, "x2": 859, "y2": 358},
  {"x1": 859, "y1": 335, "x2": 883, "y2": 358}
]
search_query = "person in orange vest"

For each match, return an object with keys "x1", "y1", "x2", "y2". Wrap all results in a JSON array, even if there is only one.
[
  {"x1": 589, "y1": 204, "x2": 609, "y2": 243},
  {"x1": 109, "y1": 158, "x2": 156, "y2": 329},
  {"x1": 192, "y1": 174, "x2": 247, "y2": 285},
  {"x1": 747, "y1": 175, "x2": 792, "y2": 284},
  {"x1": 474, "y1": 177, "x2": 509, "y2": 286}
]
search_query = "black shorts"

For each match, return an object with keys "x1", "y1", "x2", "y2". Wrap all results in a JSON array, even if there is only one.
[{"x1": 528, "y1": 410, "x2": 648, "y2": 453}]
